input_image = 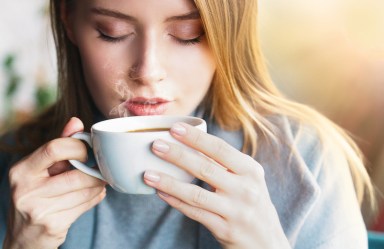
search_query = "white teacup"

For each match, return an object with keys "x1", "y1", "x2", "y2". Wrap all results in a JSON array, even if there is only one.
[{"x1": 69, "y1": 115, "x2": 207, "y2": 194}]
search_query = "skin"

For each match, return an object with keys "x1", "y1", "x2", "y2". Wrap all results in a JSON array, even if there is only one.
[
  {"x1": 5, "y1": 0, "x2": 290, "y2": 248},
  {"x1": 67, "y1": 0, "x2": 216, "y2": 117},
  {"x1": 5, "y1": 117, "x2": 106, "y2": 249},
  {"x1": 145, "y1": 122, "x2": 290, "y2": 249}
]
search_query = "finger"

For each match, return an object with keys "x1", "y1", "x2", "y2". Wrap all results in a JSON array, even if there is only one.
[
  {"x1": 23, "y1": 137, "x2": 88, "y2": 174},
  {"x1": 169, "y1": 122, "x2": 254, "y2": 175},
  {"x1": 144, "y1": 171, "x2": 230, "y2": 217},
  {"x1": 40, "y1": 169, "x2": 106, "y2": 197},
  {"x1": 43, "y1": 186, "x2": 105, "y2": 215},
  {"x1": 157, "y1": 192, "x2": 228, "y2": 240},
  {"x1": 151, "y1": 139, "x2": 236, "y2": 192},
  {"x1": 61, "y1": 117, "x2": 84, "y2": 137},
  {"x1": 46, "y1": 117, "x2": 85, "y2": 176},
  {"x1": 41, "y1": 189, "x2": 106, "y2": 234}
]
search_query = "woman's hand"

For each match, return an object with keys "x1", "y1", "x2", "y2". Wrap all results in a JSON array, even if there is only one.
[
  {"x1": 144, "y1": 122, "x2": 291, "y2": 249},
  {"x1": 4, "y1": 117, "x2": 106, "y2": 249}
]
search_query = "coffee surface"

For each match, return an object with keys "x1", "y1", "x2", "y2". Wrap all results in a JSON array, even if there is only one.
[{"x1": 127, "y1": 128, "x2": 169, "y2": 132}]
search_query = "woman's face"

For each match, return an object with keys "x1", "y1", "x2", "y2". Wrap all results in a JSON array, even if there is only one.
[{"x1": 66, "y1": 0, "x2": 216, "y2": 117}]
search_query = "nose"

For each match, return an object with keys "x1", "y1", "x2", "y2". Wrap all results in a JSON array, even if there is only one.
[{"x1": 129, "y1": 35, "x2": 167, "y2": 85}]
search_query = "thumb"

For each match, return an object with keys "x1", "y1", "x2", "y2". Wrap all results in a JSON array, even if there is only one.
[{"x1": 61, "y1": 117, "x2": 84, "y2": 137}]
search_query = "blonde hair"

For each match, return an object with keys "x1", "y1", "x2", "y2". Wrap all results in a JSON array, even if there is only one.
[
  {"x1": 194, "y1": 0, "x2": 374, "y2": 205},
  {"x1": 11, "y1": 0, "x2": 372, "y2": 205}
]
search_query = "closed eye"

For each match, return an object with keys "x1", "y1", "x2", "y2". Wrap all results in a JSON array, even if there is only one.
[
  {"x1": 97, "y1": 30, "x2": 130, "y2": 43},
  {"x1": 172, "y1": 34, "x2": 204, "y2": 46}
]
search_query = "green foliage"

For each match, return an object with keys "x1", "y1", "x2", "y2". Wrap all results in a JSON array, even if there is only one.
[
  {"x1": 1, "y1": 53, "x2": 57, "y2": 133},
  {"x1": 4, "y1": 55, "x2": 14, "y2": 70},
  {"x1": 35, "y1": 85, "x2": 56, "y2": 112},
  {"x1": 6, "y1": 75, "x2": 21, "y2": 97},
  {"x1": 3, "y1": 54, "x2": 21, "y2": 99}
]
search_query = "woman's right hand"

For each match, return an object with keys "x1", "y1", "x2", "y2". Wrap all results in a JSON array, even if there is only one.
[{"x1": 3, "y1": 117, "x2": 107, "y2": 249}]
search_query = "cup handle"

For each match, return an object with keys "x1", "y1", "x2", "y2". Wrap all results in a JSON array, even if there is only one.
[{"x1": 69, "y1": 132, "x2": 106, "y2": 181}]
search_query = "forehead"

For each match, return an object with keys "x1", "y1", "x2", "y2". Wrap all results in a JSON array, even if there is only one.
[{"x1": 75, "y1": 0, "x2": 198, "y2": 17}]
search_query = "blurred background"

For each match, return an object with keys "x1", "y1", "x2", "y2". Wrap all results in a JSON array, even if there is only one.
[
  {"x1": 258, "y1": 0, "x2": 384, "y2": 229},
  {"x1": 1, "y1": 0, "x2": 383, "y2": 230}
]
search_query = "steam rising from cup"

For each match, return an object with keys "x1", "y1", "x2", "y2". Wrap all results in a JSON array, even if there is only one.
[
  {"x1": 109, "y1": 79, "x2": 132, "y2": 118},
  {"x1": 108, "y1": 66, "x2": 169, "y2": 117}
]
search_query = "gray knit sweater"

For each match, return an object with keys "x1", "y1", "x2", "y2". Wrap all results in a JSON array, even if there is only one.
[{"x1": 0, "y1": 115, "x2": 367, "y2": 248}]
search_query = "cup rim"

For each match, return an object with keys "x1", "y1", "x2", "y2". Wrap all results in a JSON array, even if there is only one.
[{"x1": 91, "y1": 115, "x2": 206, "y2": 133}]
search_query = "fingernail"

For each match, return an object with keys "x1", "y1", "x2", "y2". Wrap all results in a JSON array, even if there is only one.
[
  {"x1": 144, "y1": 170, "x2": 160, "y2": 182},
  {"x1": 152, "y1": 140, "x2": 170, "y2": 153},
  {"x1": 171, "y1": 123, "x2": 187, "y2": 136}
]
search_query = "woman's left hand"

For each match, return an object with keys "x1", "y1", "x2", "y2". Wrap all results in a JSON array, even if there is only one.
[{"x1": 143, "y1": 122, "x2": 291, "y2": 249}]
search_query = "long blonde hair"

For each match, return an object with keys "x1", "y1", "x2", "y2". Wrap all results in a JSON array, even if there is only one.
[
  {"x1": 10, "y1": 0, "x2": 373, "y2": 205},
  {"x1": 193, "y1": 0, "x2": 373, "y2": 205}
]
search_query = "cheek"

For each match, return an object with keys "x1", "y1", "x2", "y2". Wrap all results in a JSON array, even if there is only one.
[
  {"x1": 79, "y1": 42, "x2": 123, "y2": 80},
  {"x1": 77, "y1": 40, "x2": 129, "y2": 95},
  {"x1": 73, "y1": 23, "x2": 129, "y2": 84},
  {"x1": 169, "y1": 47, "x2": 215, "y2": 114},
  {"x1": 172, "y1": 47, "x2": 216, "y2": 91},
  {"x1": 76, "y1": 39, "x2": 130, "y2": 116}
]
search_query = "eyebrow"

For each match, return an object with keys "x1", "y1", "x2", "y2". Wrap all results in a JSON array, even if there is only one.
[
  {"x1": 91, "y1": 7, "x2": 200, "y2": 22},
  {"x1": 91, "y1": 7, "x2": 137, "y2": 21},
  {"x1": 165, "y1": 10, "x2": 200, "y2": 22}
]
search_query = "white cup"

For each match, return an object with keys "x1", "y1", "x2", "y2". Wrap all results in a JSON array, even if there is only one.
[{"x1": 69, "y1": 115, "x2": 206, "y2": 194}]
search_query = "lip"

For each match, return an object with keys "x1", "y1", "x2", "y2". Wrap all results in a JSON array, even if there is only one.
[{"x1": 125, "y1": 97, "x2": 171, "y2": 116}]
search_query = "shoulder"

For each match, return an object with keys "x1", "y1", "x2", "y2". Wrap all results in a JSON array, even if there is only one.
[
  {"x1": 259, "y1": 114, "x2": 366, "y2": 248},
  {"x1": 263, "y1": 114, "x2": 338, "y2": 175}
]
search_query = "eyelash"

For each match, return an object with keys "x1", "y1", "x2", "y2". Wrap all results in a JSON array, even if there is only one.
[
  {"x1": 98, "y1": 30, "x2": 203, "y2": 46},
  {"x1": 98, "y1": 31, "x2": 127, "y2": 43},
  {"x1": 174, "y1": 35, "x2": 203, "y2": 46}
]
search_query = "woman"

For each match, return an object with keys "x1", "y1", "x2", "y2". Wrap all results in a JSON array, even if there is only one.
[{"x1": 0, "y1": 0, "x2": 373, "y2": 248}]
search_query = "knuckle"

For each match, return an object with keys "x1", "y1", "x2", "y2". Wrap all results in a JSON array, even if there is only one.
[
  {"x1": 214, "y1": 137, "x2": 230, "y2": 155},
  {"x1": 219, "y1": 226, "x2": 234, "y2": 243},
  {"x1": 239, "y1": 183, "x2": 259, "y2": 204},
  {"x1": 8, "y1": 164, "x2": 22, "y2": 186},
  {"x1": 220, "y1": 201, "x2": 234, "y2": 218},
  {"x1": 190, "y1": 207, "x2": 205, "y2": 221},
  {"x1": 43, "y1": 222, "x2": 57, "y2": 236},
  {"x1": 12, "y1": 189, "x2": 25, "y2": 210},
  {"x1": 217, "y1": 223, "x2": 241, "y2": 245},
  {"x1": 191, "y1": 128, "x2": 206, "y2": 146},
  {"x1": 43, "y1": 140, "x2": 60, "y2": 161},
  {"x1": 241, "y1": 154, "x2": 263, "y2": 179},
  {"x1": 173, "y1": 146, "x2": 185, "y2": 162},
  {"x1": 192, "y1": 187, "x2": 208, "y2": 206},
  {"x1": 95, "y1": 189, "x2": 107, "y2": 203},
  {"x1": 28, "y1": 207, "x2": 46, "y2": 224},
  {"x1": 77, "y1": 140, "x2": 88, "y2": 155},
  {"x1": 43, "y1": 220, "x2": 67, "y2": 237},
  {"x1": 231, "y1": 170, "x2": 258, "y2": 202},
  {"x1": 236, "y1": 208, "x2": 253, "y2": 226},
  {"x1": 80, "y1": 187, "x2": 96, "y2": 200},
  {"x1": 172, "y1": 198, "x2": 183, "y2": 209},
  {"x1": 200, "y1": 159, "x2": 216, "y2": 178},
  {"x1": 72, "y1": 140, "x2": 88, "y2": 162},
  {"x1": 63, "y1": 170, "x2": 83, "y2": 188},
  {"x1": 242, "y1": 155, "x2": 256, "y2": 170},
  {"x1": 250, "y1": 161, "x2": 265, "y2": 179},
  {"x1": 10, "y1": 182, "x2": 31, "y2": 213}
]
